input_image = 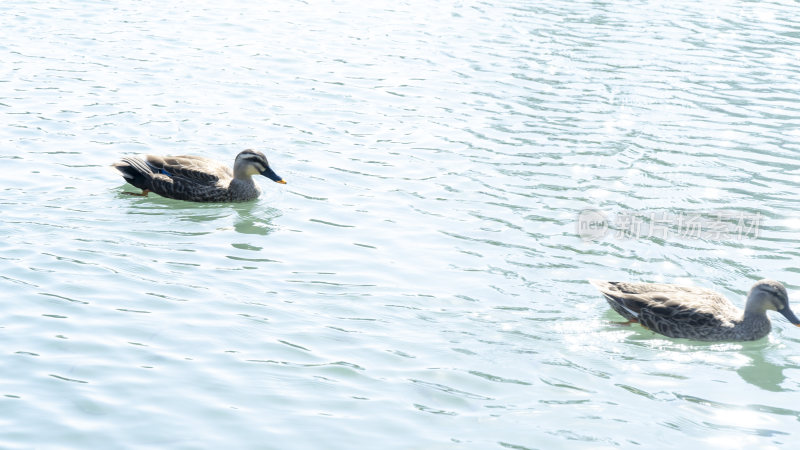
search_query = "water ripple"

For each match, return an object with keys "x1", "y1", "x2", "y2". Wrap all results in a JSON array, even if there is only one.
[{"x1": 3, "y1": 0, "x2": 800, "y2": 448}]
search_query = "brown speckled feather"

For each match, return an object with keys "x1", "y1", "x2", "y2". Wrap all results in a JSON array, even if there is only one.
[
  {"x1": 587, "y1": 279, "x2": 790, "y2": 341},
  {"x1": 147, "y1": 155, "x2": 232, "y2": 184},
  {"x1": 113, "y1": 149, "x2": 284, "y2": 203}
]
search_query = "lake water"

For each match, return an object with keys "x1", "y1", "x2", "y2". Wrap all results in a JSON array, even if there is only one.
[{"x1": 2, "y1": 0, "x2": 800, "y2": 448}]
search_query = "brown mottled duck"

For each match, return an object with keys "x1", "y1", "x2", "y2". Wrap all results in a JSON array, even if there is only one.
[
  {"x1": 589, "y1": 279, "x2": 800, "y2": 341},
  {"x1": 113, "y1": 149, "x2": 285, "y2": 202}
]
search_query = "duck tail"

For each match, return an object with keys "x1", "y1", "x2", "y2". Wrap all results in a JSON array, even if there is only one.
[
  {"x1": 113, "y1": 157, "x2": 155, "y2": 190},
  {"x1": 588, "y1": 279, "x2": 641, "y2": 321}
]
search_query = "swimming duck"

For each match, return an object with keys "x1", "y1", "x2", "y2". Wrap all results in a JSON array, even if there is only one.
[
  {"x1": 589, "y1": 279, "x2": 800, "y2": 341},
  {"x1": 113, "y1": 149, "x2": 286, "y2": 202}
]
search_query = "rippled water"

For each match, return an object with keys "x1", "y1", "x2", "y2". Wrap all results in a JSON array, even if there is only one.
[{"x1": 3, "y1": 0, "x2": 800, "y2": 447}]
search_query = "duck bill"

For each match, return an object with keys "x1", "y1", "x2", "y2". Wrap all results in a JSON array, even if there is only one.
[
  {"x1": 779, "y1": 306, "x2": 800, "y2": 326},
  {"x1": 261, "y1": 167, "x2": 286, "y2": 184}
]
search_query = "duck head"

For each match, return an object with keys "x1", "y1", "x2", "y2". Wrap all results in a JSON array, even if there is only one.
[
  {"x1": 234, "y1": 149, "x2": 286, "y2": 184},
  {"x1": 748, "y1": 279, "x2": 800, "y2": 326}
]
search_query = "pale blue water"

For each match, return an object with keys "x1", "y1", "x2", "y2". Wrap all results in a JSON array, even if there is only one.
[{"x1": 2, "y1": 0, "x2": 800, "y2": 448}]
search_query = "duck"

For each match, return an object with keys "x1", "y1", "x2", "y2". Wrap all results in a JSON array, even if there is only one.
[
  {"x1": 113, "y1": 149, "x2": 286, "y2": 202},
  {"x1": 588, "y1": 279, "x2": 800, "y2": 341}
]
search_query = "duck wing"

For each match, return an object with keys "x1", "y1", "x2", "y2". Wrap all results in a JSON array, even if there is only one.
[
  {"x1": 114, "y1": 155, "x2": 233, "y2": 201},
  {"x1": 145, "y1": 155, "x2": 233, "y2": 184},
  {"x1": 589, "y1": 280, "x2": 740, "y2": 339}
]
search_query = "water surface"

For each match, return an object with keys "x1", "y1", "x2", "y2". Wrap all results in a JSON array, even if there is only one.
[{"x1": 2, "y1": 0, "x2": 800, "y2": 448}]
